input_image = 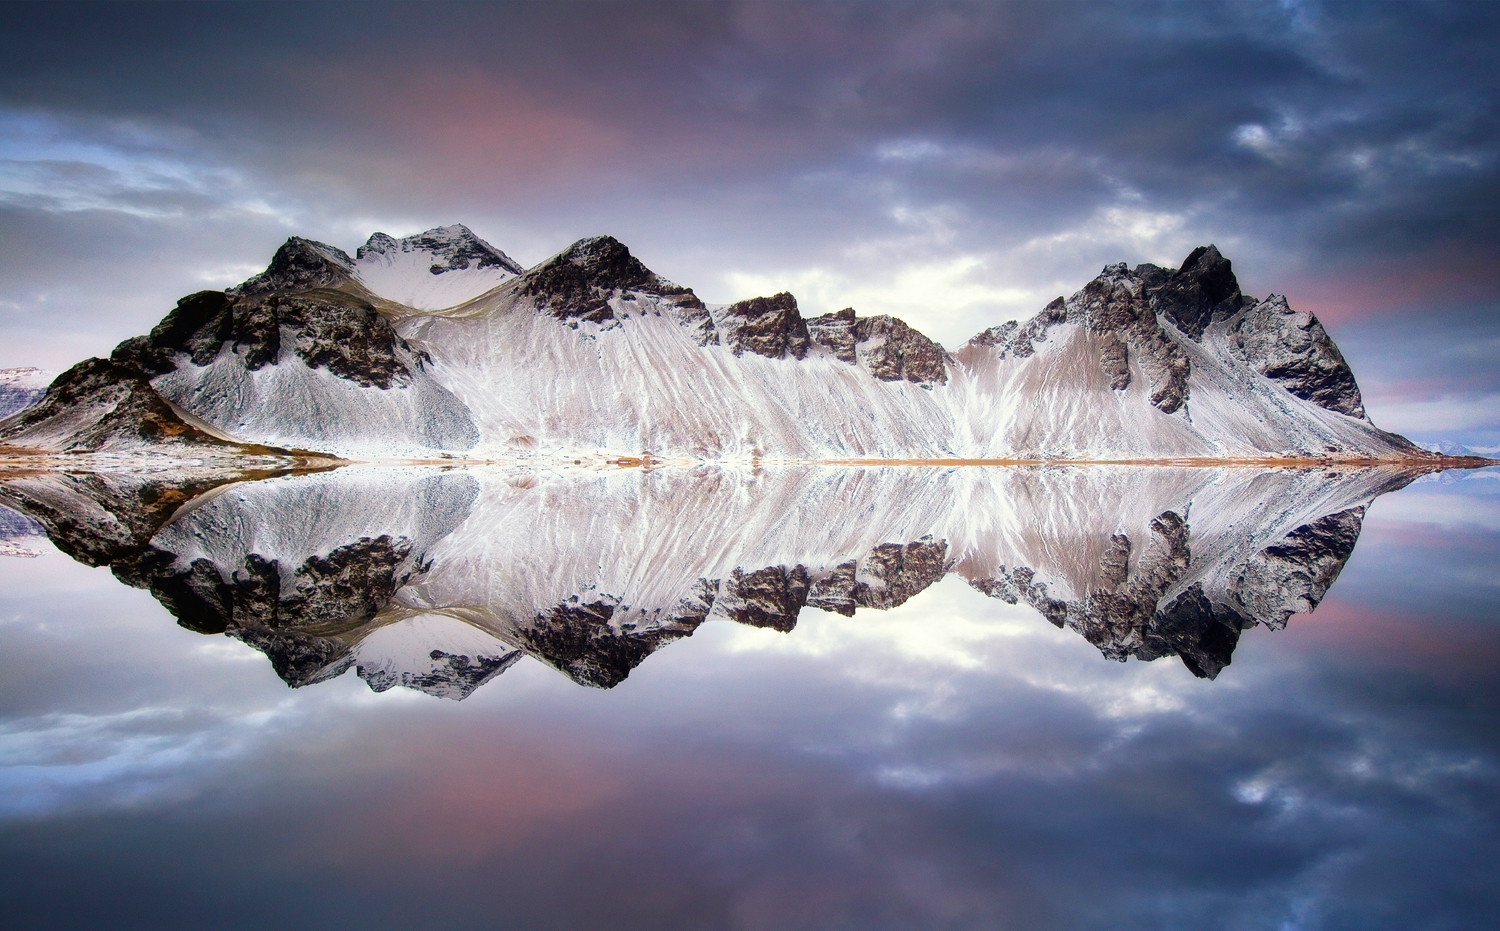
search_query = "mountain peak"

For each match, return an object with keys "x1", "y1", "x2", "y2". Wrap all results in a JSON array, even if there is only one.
[
  {"x1": 519, "y1": 236, "x2": 703, "y2": 323},
  {"x1": 1151, "y1": 244, "x2": 1245, "y2": 339},
  {"x1": 231, "y1": 237, "x2": 355, "y2": 298},
  {"x1": 356, "y1": 224, "x2": 523, "y2": 276},
  {"x1": 352, "y1": 224, "x2": 523, "y2": 310}
]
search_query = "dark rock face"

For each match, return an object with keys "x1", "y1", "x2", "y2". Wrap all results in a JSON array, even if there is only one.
[
  {"x1": 231, "y1": 237, "x2": 355, "y2": 298},
  {"x1": 230, "y1": 625, "x2": 352, "y2": 687},
  {"x1": 973, "y1": 511, "x2": 1223, "y2": 674},
  {"x1": 721, "y1": 293, "x2": 812, "y2": 361},
  {"x1": 808, "y1": 309, "x2": 950, "y2": 386},
  {"x1": 724, "y1": 564, "x2": 810, "y2": 630},
  {"x1": 1070, "y1": 269, "x2": 1192, "y2": 412},
  {"x1": 520, "y1": 236, "x2": 705, "y2": 324},
  {"x1": 517, "y1": 595, "x2": 707, "y2": 689},
  {"x1": 807, "y1": 307, "x2": 859, "y2": 362},
  {"x1": 139, "y1": 536, "x2": 415, "y2": 638},
  {"x1": 112, "y1": 289, "x2": 422, "y2": 390},
  {"x1": 807, "y1": 540, "x2": 948, "y2": 614},
  {"x1": 958, "y1": 244, "x2": 1376, "y2": 420},
  {"x1": 1147, "y1": 585, "x2": 1248, "y2": 679},
  {"x1": 1099, "y1": 333, "x2": 1130, "y2": 391},
  {"x1": 1150, "y1": 245, "x2": 1248, "y2": 340},
  {"x1": 1229, "y1": 507, "x2": 1364, "y2": 629},
  {"x1": 971, "y1": 269, "x2": 1191, "y2": 413},
  {"x1": 0, "y1": 357, "x2": 244, "y2": 452},
  {"x1": 1231, "y1": 295, "x2": 1366, "y2": 419},
  {"x1": 968, "y1": 504, "x2": 1370, "y2": 679},
  {"x1": 512, "y1": 578, "x2": 717, "y2": 689}
]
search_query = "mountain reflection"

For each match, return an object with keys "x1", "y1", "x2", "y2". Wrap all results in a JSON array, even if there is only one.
[{"x1": 0, "y1": 463, "x2": 1423, "y2": 698}]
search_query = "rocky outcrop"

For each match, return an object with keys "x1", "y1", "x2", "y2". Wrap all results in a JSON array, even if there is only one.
[
  {"x1": 113, "y1": 288, "x2": 427, "y2": 390},
  {"x1": 807, "y1": 540, "x2": 948, "y2": 614},
  {"x1": 97, "y1": 242, "x2": 480, "y2": 456},
  {"x1": 0, "y1": 357, "x2": 257, "y2": 453},
  {"x1": 126, "y1": 535, "x2": 417, "y2": 638},
  {"x1": 720, "y1": 293, "x2": 812, "y2": 361},
  {"x1": 715, "y1": 540, "x2": 949, "y2": 630},
  {"x1": 1148, "y1": 245, "x2": 1248, "y2": 340},
  {"x1": 721, "y1": 564, "x2": 810, "y2": 630},
  {"x1": 0, "y1": 468, "x2": 259, "y2": 568},
  {"x1": 971, "y1": 512, "x2": 1220, "y2": 674},
  {"x1": 517, "y1": 589, "x2": 712, "y2": 689},
  {"x1": 959, "y1": 245, "x2": 1376, "y2": 421},
  {"x1": 969, "y1": 266, "x2": 1192, "y2": 413},
  {"x1": 1230, "y1": 295, "x2": 1366, "y2": 419},
  {"x1": 808, "y1": 309, "x2": 950, "y2": 386},
  {"x1": 359, "y1": 649, "x2": 521, "y2": 700},
  {"x1": 1228, "y1": 506, "x2": 1364, "y2": 629},
  {"x1": 230, "y1": 237, "x2": 355, "y2": 298},
  {"x1": 968, "y1": 502, "x2": 1371, "y2": 679},
  {"x1": 520, "y1": 236, "x2": 705, "y2": 324}
]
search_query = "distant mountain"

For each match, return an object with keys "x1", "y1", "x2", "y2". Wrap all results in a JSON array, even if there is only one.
[
  {"x1": 0, "y1": 367, "x2": 48, "y2": 419},
  {"x1": 0, "y1": 225, "x2": 1435, "y2": 461},
  {"x1": 1423, "y1": 440, "x2": 1500, "y2": 458}
]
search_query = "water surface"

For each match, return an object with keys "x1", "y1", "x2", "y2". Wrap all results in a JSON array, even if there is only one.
[{"x1": 0, "y1": 464, "x2": 1495, "y2": 930}]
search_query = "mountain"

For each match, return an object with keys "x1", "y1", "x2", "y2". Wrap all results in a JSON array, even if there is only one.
[
  {"x1": 1423, "y1": 440, "x2": 1500, "y2": 458},
  {"x1": 0, "y1": 462, "x2": 1422, "y2": 695},
  {"x1": 1, "y1": 225, "x2": 1442, "y2": 461},
  {"x1": 0, "y1": 367, "x2": 48, "y2": 420}
]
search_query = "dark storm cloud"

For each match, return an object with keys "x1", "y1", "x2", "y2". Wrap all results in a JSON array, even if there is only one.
[{"x1": 3, "y1": 1, "x2": 1497, "y2": 249}]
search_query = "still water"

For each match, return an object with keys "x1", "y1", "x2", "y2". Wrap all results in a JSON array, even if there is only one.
[{"x1": 0, "y1": 464, "x2": 1496, "y2": 930}]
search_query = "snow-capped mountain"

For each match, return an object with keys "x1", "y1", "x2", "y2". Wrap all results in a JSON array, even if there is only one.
[
  {"x1": 0, "y1": 225, "x2": 1445, "y2": 461},
  {"x1": 0, "y1": 461, "x2": 1420, "y2": 694},
  {"x1": 1423, "y1": 440, "x2": 1500, "y2": 457},
  {"x1": 352, "y1": 224, "x2": 524, "y2": 311},
  {"x1": 0, "y1": 367, "x2": 48, "y2": 420}
]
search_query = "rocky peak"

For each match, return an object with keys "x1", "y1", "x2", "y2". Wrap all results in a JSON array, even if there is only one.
[
  {"x1": 1149, "y1": 244, "x2": 1247, "y2": 339},
  {"x1": 965, "y1": 266, "x2": 1191, "y2": 413},
  {"x1": 807, "y1": 308, "x2": 950, "y2": 386},
  {"x1": 231, "y1": 237, "x2": 355, "y2": 297},
  {"x1": 1230, "y1": 294, "x2": 1367, "y2": 419},
  {"x1": 520, "y1": 236, "x2": 704, "y2": 323},
  {"x1": 721, "y1": 292, "x2": 812, "y2": 360},
  {"x1": 357, "y1": 224, "x2": 524, "y2": 276},
  {"x1": 112, "y1": 288, "x2": 430, "y2": 391}
]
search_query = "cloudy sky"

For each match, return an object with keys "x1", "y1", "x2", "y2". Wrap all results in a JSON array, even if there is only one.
[{"x1": 1, "y1": 0, "x2": 1497, "y2": 445}]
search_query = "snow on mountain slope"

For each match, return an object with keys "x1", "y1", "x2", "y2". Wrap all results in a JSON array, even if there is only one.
[
  {"x1": 352, "y1": 225, "x2": 524, "y2": 311},
  {"x1": 403, "y1": 238, "x2": 1413, "y2": 460},
  {"x1": 112, "y1": 268, "x2": 479, "y2": 459},
  {"x1": 0, "y1": 356, "x2": 294, "y2": 461},
  {"x1": 0, "y1": 368, "x2": 48, "y2": 420},
  {"x1": 30, "y1": 228, "x2": 1429, "y2": 461}
]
